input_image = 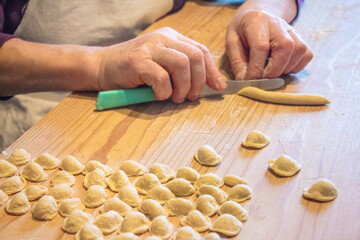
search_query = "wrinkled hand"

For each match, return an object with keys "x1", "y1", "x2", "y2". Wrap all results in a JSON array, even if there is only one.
[
  {"x1": 97, "y1": 27, "x2": 227, "y2": 103},
  {"x1": 226, "y1": 10, "x2": 313, "y2": 80}
]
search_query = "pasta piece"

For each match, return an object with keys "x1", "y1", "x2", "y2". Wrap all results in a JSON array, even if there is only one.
[
  {"x1": 47, "y1": 183, "x2": 74, "y2": 203},
  {"x1": 180, "y1": 210, "x2": 211, "y2": 232},
  {"x1": 58, "y1": 198, "x2": 85, "y2": 217},
  {"x1": 20, "y1": 162, "x2": 48, "y2": 182},
  {"x1": 32, "y1": 195, "x2": 58, "y2": 220},
  {"x1": 173, "y1": 226, "x2": 201, "y2": 240},
  {"x1": 51, "y1": 171, "x2": 76, "y2": 187},
  {"x1": 119, "y1": 160, "x2": 147, "y2": 177},
  {"x1": 82, "y1": 160, "x2": 113, "y2": 176},
  {"x1": 59, "y1": 155, "x2": 85, "y2": 175},
  {"x1": 237, "y1": 86, "x2": 331, "y2": 105},
  {"x1": 149, "y1": 163, "x2": 175, "y2": 183},
  {"x1": 24, "y1": 185, "x2": 48, "y2": 201},
  {"x1": 116, "y1": 185, "x2": 141, "y2": 207},
  {"x1": 164, "y1": 198, "x2": 194, "y2": 216},
  {"x1": 218, "y1": 200, "x2": 248, "y2": 222},
  {"x1": 33, "y1": 153, "x2": 60, "y2": 170},
  {"x1": 223, "y1": 174, "x2": 248, "y2": 187},
  {"x1": 7, "y1": 148, "x2": 30, "y2": 166},
  {"x1": 228, "y1": 184, "x2": 252, "y2": 203},
  {"x1": 146, "y1": 185, "x2": 175, "y2": 205},
  {"x1": 94, "y1": 210, "x2": 123, "y2": 235},
  {"x1": 165, "y1": 178, "x2": 195, "y2": 197},
  {"x1": 194, "y1": 173, "x2": 224, "y2": 189},
  {"x1": 119, "y1": 211, "x2": 149, "y2": 235},
  {"x1": 114, "y1": 233, "x2": 139, "y2": 240},
  {"x1": 0, "y1": 160, "x2": 17, "y2": 178},
  {"x1": 82, "y1": 185, "x2": 107, "y2": 208},
  {"x1": 195, "y1": 194, "x2": 218, "y2": 217},
  {"x1": 62, "y1": 210, "x2": 94, "y2": 234},
  {"x1": 203, "y1": 233, "x2": 221, "y2": 240},
  {"x1": 149, "y1": 216, "x2": 173, "y2": 239},
  {"x1": 100, "y1": 197, "x2": 131, "y2": 216},
  {"x1": 210, "y1": 214, "x2": 242, "y2": 237},
  {"x1": 5, "y1": 192, "x2": 30, "y2": 215},
  {"x1": 197, "y1": 185, "x2": 227, "y2": 204},
  {"x1": 106, "y1": 170, "x2": 130, "y2": 192},
  {"x1": 0, "y1": 189, "x2": 8, "y2": 205},
  {"x1": 175, "y1": 167, "x2": 200, "y2": 184},
  {"x1": 194, "y1": 145, "x2": 222, "y2": 166},
  {"x1": 76, "y1": 223, "x2": 104, "y2": 240},
  {"x1": 303, "y1": 178, "x2": 338, "y2": 202},
  {"x1": 139, "y1": 199, "x2": 168, "y2": 219},
  {"x1": 0, "y1": 175, "x2": 26, "y2": 195},
  {"x1": 83, "y1": 168, "x2": 107, "y2": 189},
  {"x1": 268, "y1": 155, "x2": 302, "y2": 177},
  {"x1": 134, "y1": 173, "x2": 161, "y2": 195},
  {"x1": 241, "y1": 130, "x2": 270, "y2": 149}
]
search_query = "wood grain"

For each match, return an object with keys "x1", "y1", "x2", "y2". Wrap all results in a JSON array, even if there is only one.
[{"x1": 1, "y1": 0, "x2": 360, "y2": 239}]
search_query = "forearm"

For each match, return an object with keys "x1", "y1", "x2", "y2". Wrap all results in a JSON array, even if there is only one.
[{"x1": 0, "y1": 38, "x2": 101, "y2": 96}]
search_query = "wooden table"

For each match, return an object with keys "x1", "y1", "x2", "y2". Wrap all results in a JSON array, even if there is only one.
[{"x1": 1, "y1": 0, "x2": 359, "y2": 239}]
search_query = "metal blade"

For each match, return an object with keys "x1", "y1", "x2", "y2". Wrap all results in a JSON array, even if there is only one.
[{"x1": 199, "y1": 78, "x2": 285, "y2": 98}]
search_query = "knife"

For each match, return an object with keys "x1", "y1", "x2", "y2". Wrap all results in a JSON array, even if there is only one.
[{"x1": 95, "y1": 78, "x2": 284, "y2": 110}]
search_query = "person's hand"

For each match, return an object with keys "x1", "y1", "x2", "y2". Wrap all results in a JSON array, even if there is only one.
[
  {"x1": 97, "y1": 27, "x2": 227, "y2": 103},
  {"x1": 226, "y1": 10, "x2": 313, "y2": 80}
]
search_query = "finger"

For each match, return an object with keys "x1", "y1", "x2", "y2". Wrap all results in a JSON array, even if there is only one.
[
  {"x1": 289, "y1": 49, "x2": 314, "y2": 73},
  {"x1": 283, "y1": 30, "x2": 309, "y2": 74}
]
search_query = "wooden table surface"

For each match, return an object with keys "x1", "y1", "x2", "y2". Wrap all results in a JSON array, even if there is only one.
[{"x1": 1, "y1": 0, "x2": 360, "y2": 239}]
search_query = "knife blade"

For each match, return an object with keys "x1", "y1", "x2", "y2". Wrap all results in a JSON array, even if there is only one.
[{"x1": 95, "y1": 78, "x2": 284, "y2": 110}]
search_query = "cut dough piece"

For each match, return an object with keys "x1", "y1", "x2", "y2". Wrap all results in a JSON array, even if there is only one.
[
  {"x1": 32, "y1": 195, "x2": 58, "y2": 220},
  {"x1": 47, "y1": 183, "x2": 74, "y2": 203},
  {"x1": 116, "y1": 185, "x2": 141, "y2": 207},
  {"x1": 143, "y1": 237, "x2": 161, "y2": 240},
  {"x1": 175, "y1": 167, "x2": 200, "y2": 184},
  {"x1": 119, "y1": 160, "x2": 147, "y2": 177},
  {"x1": 173, "y1": 226, "x2": 201, "y2": 240},
  {"x1": 0, "y1": 160, "x2": 17, "y2": 178},
  {"x1": 149, "y1": 163, "x2": 175, "y2": 183},
  {"x1": 51, "y1": 171, "x2": 76, "y2": 187},
  {"x1": 82, "y1": 160, "x2": 113, "y2": 177},
  {"x1": 94, "y1": 210, "x2": 123, "y2": 235},
  {"x1": 120, "y1": 211, "x2": 149, "y2": 235},
  {"x1": 82, "y1": 185, "x2": 107, "y2": 208},
  {"x1": 241, "y1": 130, "x2": 270, "y2": 149},
  {"x1": 100, "y1": 197, "x2": 131, "y2": 216},
  {"x1": 106, "y1": 170, "x2": 130, "y2": 192},
  {"x1": 59, "y1": 198, "x2": 85, "y2": 218},
  {"x1": 197, "y1": 185, "x2": 227, "y2": 204},
  {"x1": 0, "y1": 189, "x2": 8, "y2": 205},
  {"x1": 164, "y1": 198, "x2": 194, "y2": 216},
  {"x1": 218, "y1": 200, "x2": 248, "y2": 222},
  {"x1": 180, "y1": 210, "x2": 211, "y2": 232},
  {"x1": 303, "y1": 178, "x2": 338, "y2": 202},
  {"x1": 195, "y1": 194, "x2": 218, "y2": 217},
  {"x1": 7, "y1": 148, "x2": 30, "y2": 166},
  {"x1": 146, "y1": 185, "x2": 175, "y2": 205},
  {"x1": 139, "y1": 199, "x2": 168, "y2": 219},
  {"x1": 210, "y1": 214, "x2": 242, "y2": 237},
  {"x1": 194, "y1": 145, "x2": 222, "y2": 166},
  {"x1": 34, "y1": 153, "x2": 60, "y2": 170},
  {"x1": 223, "y1": 174, "x2": 248, "y2": 186},
  {"x1": 268, "y1": 155, "x2": 302, "y2": 177},
  {"x1": 134, "y1": 173, "x2": 161, "y2": 195},
  {"x1": 21, "y1": 162, "x2": 48, "y2": 182},
  {"x1": 228, "y1": 184, "x2": 252, "y2": 203},
  {"x1": 76, "y1": 223, "x2": 104, "y2": 240},
  {"x1": 83, "y1": 168, "x2": 107, "y2": 189},
  {"x1": 62, "y1": 210, "x2": 94, "y2": 234},
  {"x1": 0, "y1": 175, "x2": 26, "y2": 195},
  {"x1": 5, "y1": 192, "x2": 30, "y2": 215},
  {"x1": 114, "y1": 233, "x2": 139, "y2": 240},
  {"x1": 24, "y1": 185, "x2": 48, "y2": 201},
  {"x1": 149, "y1": 215, "x2": 173, "y2": 239},
  {"x1": 203, "y1": 233, "x2": 221, "y2": 240},
  {"x1": 238, "y1": 86, "x2": 331, "y2": 106},
  {"x1": 59, "y1": 155, "x2": 85, "y2": 175},
  {"x1": 194, "y1": 173, "x2": 224, "y2": 189},
  {"x1": 165, "y1": 178, "x2": 195, "y2": 197}
]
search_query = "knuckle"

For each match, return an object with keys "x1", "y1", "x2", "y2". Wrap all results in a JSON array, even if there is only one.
[
  {"x1": 254, "y1": 41, "x2": 270, "y2": 53},
  {"x1": 175, "y1": 55, "x2": 190, "y2": 69},
  {"x1": 189, "y1": 48, "x2": 204, "y2": 63},
  {"x1": 295, "y1": 43, "x2": 307, "y2": 56},
  {"x1": 278, "y1": 38, "x2": 295, "y2": 51}
]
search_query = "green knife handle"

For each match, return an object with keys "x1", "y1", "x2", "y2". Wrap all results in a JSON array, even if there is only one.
[{"x1": 96, "y1": 88, "x2": 156, "y2": 110}]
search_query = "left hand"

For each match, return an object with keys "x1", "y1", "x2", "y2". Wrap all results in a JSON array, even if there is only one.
[{"x1": 226, "y1": 10, "x2": 313, "y2": 80}]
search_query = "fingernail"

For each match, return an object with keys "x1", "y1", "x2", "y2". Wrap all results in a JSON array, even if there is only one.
[
  {"x1": 218, "y1": 77, "x2": 227, "y2": 90},
  {"x1": 188, "y1": 93, "x2": 200, "y2": 101}
]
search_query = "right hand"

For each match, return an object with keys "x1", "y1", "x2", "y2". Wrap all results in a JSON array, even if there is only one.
[{"x1": 96, "y1": 27, "x2": 227, "y2": 103}]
